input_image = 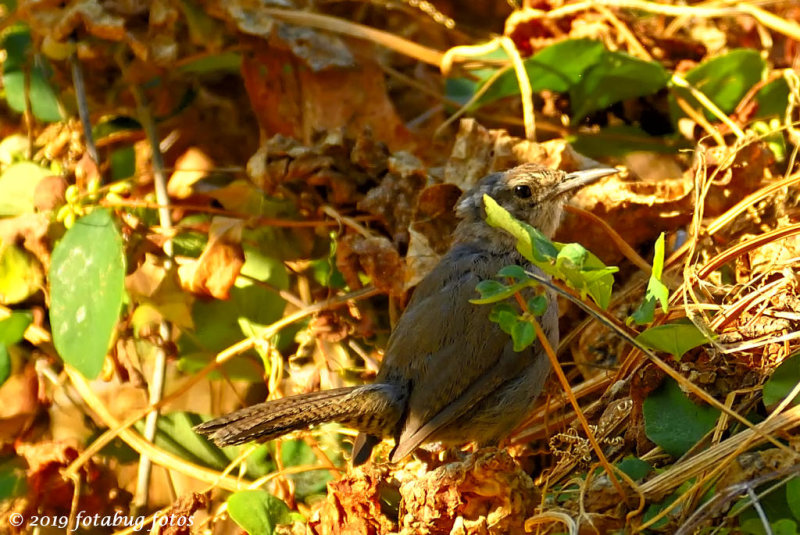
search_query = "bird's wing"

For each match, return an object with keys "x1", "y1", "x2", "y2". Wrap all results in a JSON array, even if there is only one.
[
  {"x1": 379, "y1": 247, "x2": 540, "y2": 458},
  {"x1": 391, "y1": 342, "x2": 533, "y2": 461}
]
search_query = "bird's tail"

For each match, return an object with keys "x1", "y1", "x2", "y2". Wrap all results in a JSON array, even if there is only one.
[{"x1": 194, "y1": 384, "x2": 400, "y2": 447}]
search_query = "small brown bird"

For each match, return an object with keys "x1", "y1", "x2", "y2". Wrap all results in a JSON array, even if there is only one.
[{"x1": 195, "y1": 163, "x2": 618, "y2": 464}]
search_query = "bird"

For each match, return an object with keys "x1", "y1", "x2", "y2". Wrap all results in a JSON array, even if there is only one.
[{"x1": 194, "y1": 163, "x2": 619, "y2": 465}]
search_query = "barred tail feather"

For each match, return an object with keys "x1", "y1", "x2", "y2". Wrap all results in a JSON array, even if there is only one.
[{"x1": 194, "y1": 384, "x2": 402, "y2": 447}]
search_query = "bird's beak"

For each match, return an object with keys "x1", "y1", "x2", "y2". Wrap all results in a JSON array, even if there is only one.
[{"x1": 552, "y1": 167, "x2": 620, "y2": 197}]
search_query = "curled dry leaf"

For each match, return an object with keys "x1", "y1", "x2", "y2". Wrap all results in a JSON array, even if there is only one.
[
  {"x1": 309, "y1": 310, "x2": 351, "y2": 343},
  {"x1": 0, "y1": 213, "x2": 52, "y2": 270},
  {"x1": 310, "y1": 463, "x2": 396, "y2": 535},
  {"x1": 22, "y1": 0, "x2": 127, "y2": 44},
  {"x1": 398, "y1": 449, "x2": 537, "y2": 535},
  {"x1": 444, "y1": 119, "x2": 595, "y2": 190},
  {"x1": 33, "y1": 175, "x2": 68, "y2": 212},
  {"x1": 358, "y1": 152, "x2": 427, "y2": 246},
  {"x1": 337, "y1": 234, "x2": 405, "y2": 297},
  {"x1": 177, "y1": 217, "x2": 244, "y2": 299},
  {"x1": 405, "y1": 184, "x2": 462, "y2": 289},
  {"x1": 247, "y1": 130, "x2": 389, "y2": 206},
  {"x1": 701, "y1": 142, "x2": 774, "y2": 216},
  {"x1": 156, "y1": 492, "x2": 209, "y2": 535},
  {"x1": 167, "y1": 147, "x2": 215, "y2": 200},
  {"x1": 0, "y1": 363, "x2": 38, "y2": 446},
  {"x1": 126, "y1": 253, "x2": 194, "y2": 332},
  {"x1": 15, "y1": 439, "x2": 130, "y2": 521}
]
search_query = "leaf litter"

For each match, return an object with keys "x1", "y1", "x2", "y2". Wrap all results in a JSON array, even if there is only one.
[{"x1": 0, "y1": 0, "x2": 799, "y2": 533}]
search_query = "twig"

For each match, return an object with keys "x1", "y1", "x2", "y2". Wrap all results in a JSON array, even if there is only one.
[
  {"x1": 500, "y1": 36, "x2": 535, "y2": 140},
  {"x1": 129, "y1": 84, "x2": 174, "y2": 514},
  {"x1": 69, "y1": 44, "x2": 100, "y2": 169},
  {"x1": 261, "y1": 8, "x2": 444, "y2": 66},
  {"x1": 516, "y1": 292, "x2": 626, "y2": 498},
  {"x1": 435, "y1": 63, "x2": 513, "y2": 138}
]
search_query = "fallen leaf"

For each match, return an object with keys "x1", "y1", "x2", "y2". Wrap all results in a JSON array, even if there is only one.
[
  {"x1": 167, "y1": 147, "x2": 215, "y2": 199},
  {"x1": 337, "y1": 234, "x2": 405, "y2": 297},
  {"x1": 177, "y1": 217, "x2": 244, "y2": 299},
  {"x1": 241, "y1": 41, "x2": 414, "y2": 151}
]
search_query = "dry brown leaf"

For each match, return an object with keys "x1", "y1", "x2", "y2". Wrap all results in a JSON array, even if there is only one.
[
  {"x1": 156, "y1": 492, "x2": 208, "y2": 535},
  {"x1": 310, "y1": 463, "x2": 396, "y2": 535},
  {"x1": 167, "y1": 147, "x2": 215, "y2": 199},
  {"x1": 337, "y1": 234, "x2": 405, "y2": 297},
  {"x1": 0, "y1": 363, "x2": 38, "y2": 446},
  {"x1": 443, "y1": 119, "x2": 594, "y2": 191},
  {"x1": 16, "y1": 438, "x2": 131, "y2": 520},
  {"x1": 22, "y1": 0, "x2": 127, "y2": 43},
  {"x1": 241, "y1": 42, "x2": 414, "y2": 151},
  {"x1": 398, "y1": 450, "x2": 537, "y2": 535},
  {"x1": 0, "y1": 213, "x2": 52, "y2": 270},
  {"x1": 177, "y1": 217, "x2": 244, "y2": 299},
  {"x1": 358, "y1": 152, "x2": 427, "y2": 246},
  {"x1": 127, "y1": 254, "x2": 194, "y2": 331},
  {"x1": 33, "y1": 175, "x2": 68, "y2": 212}
]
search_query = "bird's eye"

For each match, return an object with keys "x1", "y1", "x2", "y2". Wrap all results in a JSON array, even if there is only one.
[{"x1": 514, "y1": 185, "x2": 532, "y2": 199}]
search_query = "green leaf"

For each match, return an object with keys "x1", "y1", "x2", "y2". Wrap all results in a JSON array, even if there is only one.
[
  {"x1": 0, "y1": 242, "x2": 43, "y2": 304},
  {"x1": 643, "y1": 377, "x2": 720, "y2": 457},
  {"x1": 475, "y1": 39, "x2": 606, "y2": 107},
  {"x1": 471, "y1": 279, "x2": 532, "y2": 305},
  {"x1": 482, "y1": 194, "x2": 616, "y2": 309},
  {"x1": 227, "y1": 490, "x2": 292, "y2": 535},
  {"x1": 483, "y1": 194, "x2": 558, "y2": 265},
  {"x1": 670, "y1": 49, "x2": 766, "y2": 122},
  {"x1": 92, "y1": 116, "x2": 141, "y2": 140},
  {"x1": 2, "y1": 24, "x2": 29, "y2": 72},
  {"x1": 0, "y1": 345, "x2": 9, "y2": 386},
  {"x1": 527, "y1": 295, "x2": 548, "y2": 316},
  {"x1": 0, "y1": 460, "x2": 26, "y2": 500},
  {"x1": 755, "y1": 78, "x2": 790, "y2": 119},
  {"x1": 636, "y1": 319, "x2": 711, "y2": 359},
  {"x1": 630, "y1": 233, "x2": 669, "y2": 325},
  {"x1": 110, "y1": 147, "x2": 136, "y2": 180},
  {"x1": 178, "y1": 242, "x2": 287, "y2": 379},
  {"x1": 554, "y1": 243, "x2": 617, "y2": 309},
  {"x1": 0, "y1": 161, "x2": 52, "y2": 215},
  {"x1": 570, "y1": 51, "x2": 669, "y2": 122},
  {"x1": 3, "y1": 65, "x2": 61, "y2": 122},
  {"x1": 511, "y1": 319, "x2": 535, "y2": 352},
  {"x1": 570, "y1": 125, "x2": 687, "y2": 158},
  {"x1": 737, "y1": 483, "x2": 799, "y2": 535},
  {"x1": 475, "y1": 280, "x2": 508, "y2": 299},
  {"x1": 763, "y1": 352, "x2": 800, "y2": 407},
  {"x1": 444, "y1": 47, "x2": 509, "y2": 106},
  {"x1": 489, "y1": 303, "x2": 519, "y2": 335},
  {"x1": 787, "y1": 476, "x2": 800, "y2": 522},
  {"x1": 616, "y1": 456, "x2": 652, "y2": 481},
  {"x1": 280, "y1": 438, "x2": 334, "y2": 498},
  {"x1": 496, "y1": 264, "x2": 527, "y2": 280},
  {"x1": 135, "y1": 412, "x2": 230, "y2": 470},
  {"x1": 642, "y1": 480, "x2": 693, "y2": 529},
  {"x1": 49, "y1": 209, "x2": 125, "y2": 379},
  {"x1": 0, "y1": 311, "x2": 32, "y2": 346},
  {"x1": 629, "y1": 298, "x2": 656, "y2": 326},
  {"x1": 0, "y1": 310, "x2": 30, "y2": 385}
]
